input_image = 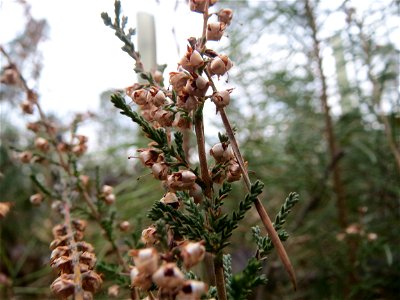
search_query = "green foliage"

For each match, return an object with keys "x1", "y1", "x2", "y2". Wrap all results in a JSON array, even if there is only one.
[{"x1": 229, "y1": 258, "x2": 268, "y2": 300}]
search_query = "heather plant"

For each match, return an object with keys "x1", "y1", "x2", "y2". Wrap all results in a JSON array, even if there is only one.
[{"x1": 0, "y1": 1, "x2": 300, "y2": 299}]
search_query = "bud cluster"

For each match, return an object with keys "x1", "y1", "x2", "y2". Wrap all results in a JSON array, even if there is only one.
[
  {"x1": 129, "y1": 241, "x2": 207, "y2": 299},
  {"x1": 50, "y1": 220, "x2": 102, "y2": 299},
  {"x1": 209, "y1": 142, "x2": 242, "y2": 183}
]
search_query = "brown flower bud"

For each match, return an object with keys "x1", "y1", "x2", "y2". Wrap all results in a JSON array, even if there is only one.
[
  {"x1": 119, "y1": 221, "x2": 130, "y2": 232},
  {"x1": 152, "y1": 90, "x2": 167, "y2": 107},
  {"x1": 82, "y1": 270, "x2": 103, "y2": 293},
  {"x1": 52, "y1": 224, "x2": 67, "y2": 238},
  {"x1": 30, "y1": 193, "x2": 43, "y2": 205},
  {"x1": 161, "y1": 192, "x2": 180, "y2": 209},
  {"x1": 132, "y1": 89, "x2": 150, "y2": 105},
  {"x1": 138, "y1": 148, "x2": 160, "y2": 167},
  {"x1": 169, "y1": 72, "x2": 190, "y2": 92},
  {"x1": 108, "y1": 285, "x2": 119, "y2": 298},
  {"x1": 104, "y1": 193, "x2": 116, "y2": 205},
  {"x1": 189, "y1": 183, "x2": 203, "y2": 204},
  {"x1": 19, "y1": 151, "x2": 33, "y2": 163},
  {"x1": 210, "y1": 142, "x2": 233, "y2": 162},
  {"x1": 177, "y1": 280, "x2": 208, "y2": 299},
  {"x1": 81, "y1": 251, "x2": 97, "y2": 269},
  {"x1": 152, "y1": 70, "x2": 164, "y2": 84},
  {"x1": 79, "y1": 175, "x2": 90, "y2": 187},
  {"x1": 51, "y1": 274, "x2": 74, "y2": 298},
  {"x1": 207, "y1": 22, "x2": 226, "y2": 41},
  {"x1": 130, "y1": 266, "x2": 153, "y2": 290},
  {"x1": 26, "y1": 122, "x2": 41, "y2": 132},
  {"x1": 72, "y1": 219, "x2": 87, "y2": 232},
  {"x1": 209, "y1": 55, "x2": 232, "y2": 76},
  {"x1": 129, "y1": 248, "x2": 159, "y2": 274},
  {"x1": 184, "y1": 76, "x2": 209, "y2": 97},
  {"x1": 167, "y1": 170, "x2": 197, "y2": 191},
  {"x1": 181, "y1": 241, "x2": 206, "y2": 268},
  {"x1": 35, "y1": 137, "x2": 50, "y2": 152},
  {"x1": 0, "y1": 202, "x2": 13, "y2": 219},
  {"x1": 212, "y1": 89, "x2": 232, "y2": 108},
  {"x1": 20, "y1": 100, "x2": 34, "y2": 114},
  {"x1": 152, "y1": 162, "x2": 169, "y2": 180},
  {"x1": 141, "y1": 226, "x2": 158, "y2": 246},
  {"x1": 189, "y1": 0, "x2": 207, "y2": 13},
  {"x1": 218, "y1": 8, "x2": 233, "y2": 25},
  {"x1": 102, "y1": 185, "x2": 113, "y2": 195},
  {"x1": 227, "y1": 160, "x2": 242, "y2": 182},
  {"x1": 0, "y1": 67, "x2": 19, "y2": 85},
  {"x1": 152, "y1": 263, "x2": 185, "y2": 289},
  {"x1": 177, "y1": 92, "x2": 198, "y2": 112},
  {"x1": 72, "y1": 144, "x2": 88, "y2": 156},
  {"x1": 154, "y1": 109, "x2": 174, "y2": 127}
]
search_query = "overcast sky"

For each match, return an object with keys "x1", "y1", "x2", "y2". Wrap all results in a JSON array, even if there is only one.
[{"x1": 0, "y1": 0, "x2": 204, "y2": 117}]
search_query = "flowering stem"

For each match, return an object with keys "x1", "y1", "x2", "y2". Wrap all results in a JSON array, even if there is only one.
[
  {"x1": 194, "y1": 104, "x2": 213, "y2": 197},
  {"x1": 63, "y1": 200, "x2": 84, "y2": 300},
  {"x1": 214, "y1": 254, "x2": 227, "y2": 300}
]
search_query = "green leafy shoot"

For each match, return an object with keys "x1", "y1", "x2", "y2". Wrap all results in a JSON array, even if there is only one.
[
  {"x1": 229, "y1": 257, "x2": 267, "y2": 300},
  {"x1": 252, "y1": 192, "x2": 299, "y2": 259}
]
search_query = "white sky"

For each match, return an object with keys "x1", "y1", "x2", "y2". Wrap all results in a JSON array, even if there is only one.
[{"x1": 0, "y1": 0, "x2": 205, "y2": 117}]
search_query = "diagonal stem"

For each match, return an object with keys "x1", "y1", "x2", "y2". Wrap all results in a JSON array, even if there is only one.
[{"x1": 218, "y1": 107, "x2": 297, "y2": 290}]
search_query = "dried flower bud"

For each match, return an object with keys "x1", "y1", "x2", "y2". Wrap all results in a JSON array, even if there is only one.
[
  {"x1": 82, "y1": 270, "x2": 103, "y2": 293},
  {"x1": 152, "y1": 162, "x2": 169, "y2": 180},
  {"x1": 102, "y1": 185, "x2": 113, "y2": 195},
  {"x1": 161, "y1": 192, "x2": 180, "y2": 209},
  {"x1": 0, "y1": 67, "x2": 19, "y2": 85},
  {"x1": 189, "y1": 0, "x2": 207, "y2": 13},
  {"x1": 76, "y1": 135, "x2": 88, "y2": 144},
  {"x1": 131, "y1": 89, "x2": 150, "y2": 105},
  {"x1": 72, "y1": 219, "x2": 87, "y2": 232},
  {"x1": 227, "y1": 160, "x2": 242, "y2": 182},
  {"x1": 177, "y1": 280, "x2": 208, "y2": 299},
  {"x1": 212, "y1": 89, "x2": 232, "y2": 108},
  {"x1": 210, "y1": 142, "x2": 233, "y2": 162},
  {"x1": 0, "y1": 202, "x2": 13, "y2": 219},
  {"x1": 51, "y1": 255, "x2": 72, "y2": 273},
  {"x1": 367, "y1": 232, "x2": 378, "y2": 241},
  {"x1": 218, "y1": 8, "x2": 233, "y2": 25},
  {"x1": 138, "y1": 148, "x2": 160, "y2": 167},
  {"x1": 154, "y1": 110, "x2": 174, "y2": 127},
  {"x1": 169, "y1": 72, "x2": 190, "y2": 92},
  {"x1": 207, "y1": 22, "x2": 226, "y2": 41},
  {"x1": 26, "y1": 122, "x2": 41, "y2": 132},
  {"x1": 345, "y1": 223, "x2": 361, "y2": 235},
  {"x1": 184, "y1": 76, "x2": 209, "y2": 97},
  {"x1": 166, "y1": 170, "x2": 197, "y2": 191},
  {"x1": 19, "y1": 151, "x2": 33, "y2": 163},
  {"x1": 108, "y1": 285, "x2": 120, "y2": 298},
  {"x1": 141, "y1": 226, "x2": 158, "y2": 246},
  {"x1": 104, "y1": 193, "x2": 116, "y2": 205},
  {"x1": 129, "y1": 248, "x2": 159, "y2": 274},
  {"x1": 20, "y1": 100, "x2": 34, "y2": 114},
  {"x1": 152, "y1": 70, "x2": 164, "y2": 84},
  {"x1": 51, "y1": 274, "x2": 74, "y2": 298},
  {"x1": 209, "y1": 55, "x2": 232, "y2": 76},
  {"x1": 72, "y1": 144, "x2": 88, "y2": 156},
  {"x1": 52, "y1": 224, "x2": 67, "y2": 238},
  {"x1": 119, "y1": 221, "x2": 130, "y2": 232},
  {"x1": 181, "y1": 241, "x2": 206, "y2": 268},
  {"x1": 177, "y1": 92, "x2": 198, "y2": 112},
  {"x1": 180, "y1": 47, "x2": 204, "y2": 72},
  {"x1": 79, "y1": 175, "x2": 90, "y2": 187},
  {"x1": 130, "y1": 266, "x2": 153, "y2": 290},
  {"x1": 173, "y1": 112, "x2": 192, "y2": 129},
  {"x1": 152, "y1": 263, "x2": 185, "y2": 289},
  {"x1": 189, "y1": 183, "x2": 203, "y2": 204},
  {"x1": 51, "y1": 200, "x2": 64, "y2": 214},
  {"x1": 81, "y1": 251, "x2": 97, "y2": 269},
  {"x1": 152, "y1": 90, "x2": 167, "y2": 107},
  {"x1": 30, "y1": 193, "x2": 43, "y2": 205},
  {"x1": 35, "y1": 137, "x2": 50, "y2": 152}
]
